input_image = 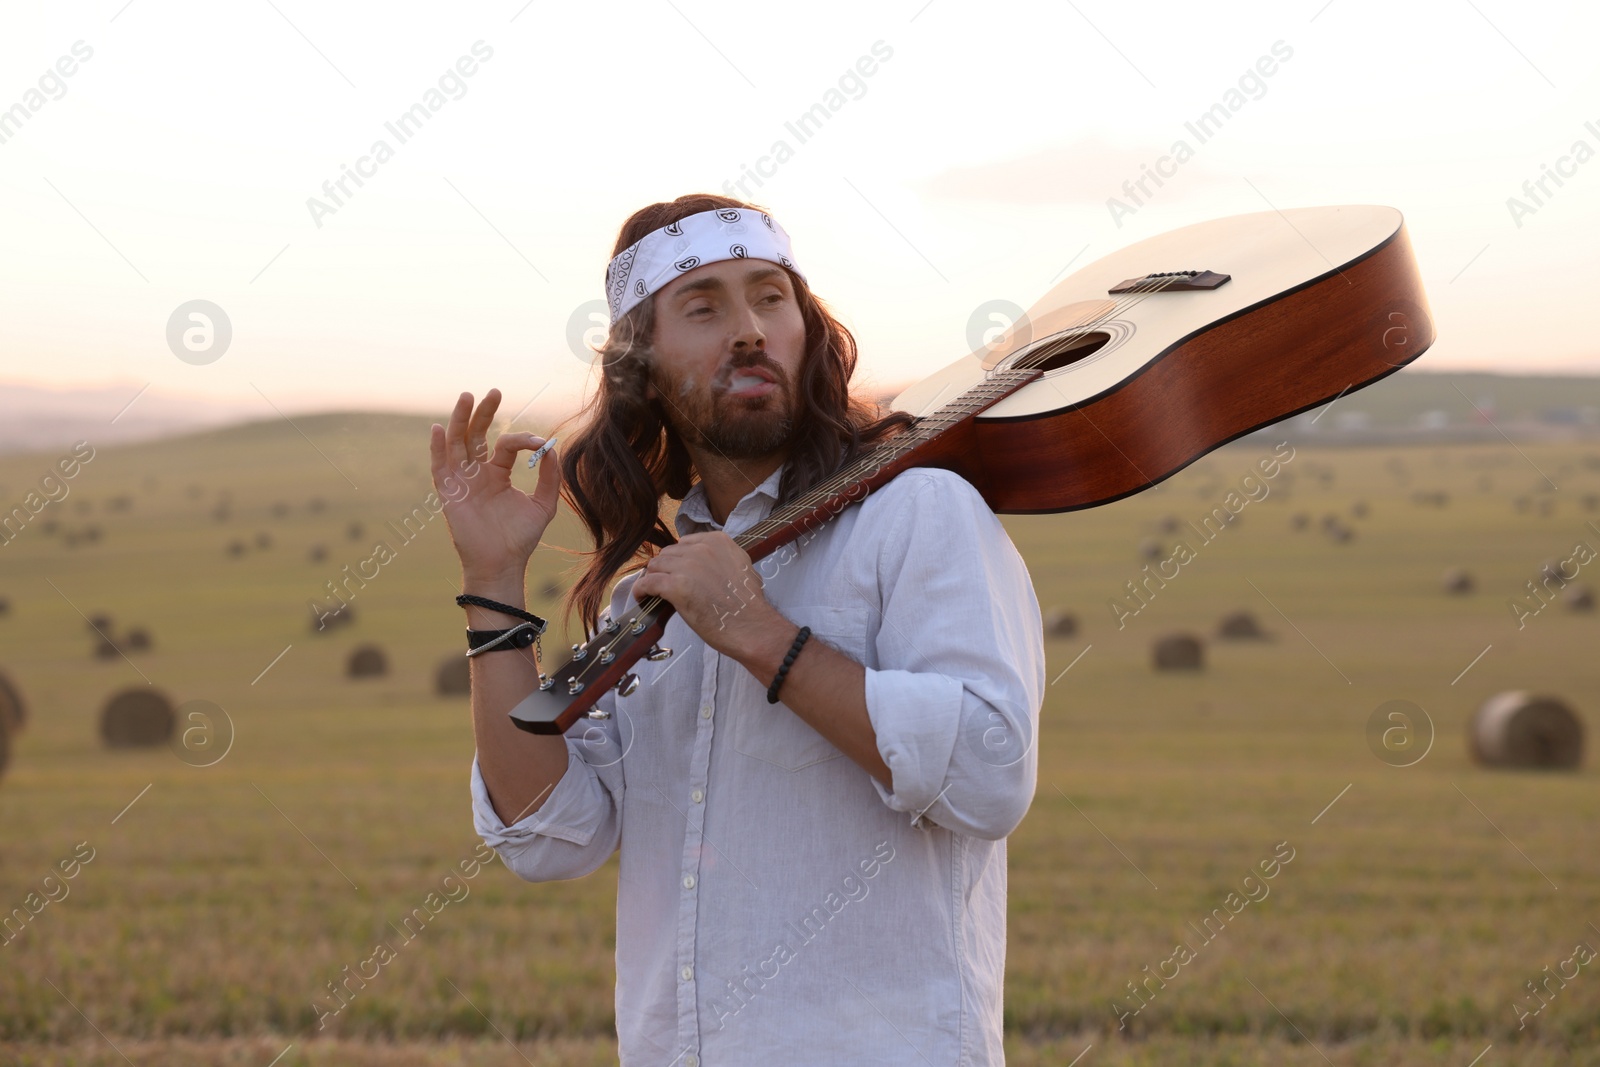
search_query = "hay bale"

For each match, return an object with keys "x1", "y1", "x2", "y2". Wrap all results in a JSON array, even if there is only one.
[
  {"x1": 212, "y1": 503, "x2": 231, "y2": 522},
  {"x1": 1289, "y1": 513, "x2": 1309, "y2": 531},
  {"x1": 1216, "y1": 611, "x2": 1265, "y2": 640},
  {"x1": 1152, "y1": 633, "x2": 1203, "y2": 671},
  {"x1": 1043, "y1": 609, "x2": 1078, "y2": 638},
  {"x1": 1138, "y1": 538, "x2": 1163, "y2": 561},
  {"x1": 0, "y1": 718, "x2": 9, "y2": 779},
  {"x1": 1513, "y1": 496, "x2": 1532, "y2": 514},
  {"x1": 436, "y1": 655, "x2": 471, "y2": 697},
  {"x1": 539, "y1": 579, "x2": 563, "y2": 600},
  {"x1": 1583, "y1": 493, "x2": 1599, "y2": 513},
  {"x1": 347, "y1": 644, "x2": 389, "y2": 679},
  {"x1": 86, "y1": 613, "x2": 113, "y2": 634},
  {"x1": 93, "y1": 637, "x2": 121, "y2": 660},
  {"x1": 0, "y1": 596, "x2": 10, "y2": 616},
  {"x1": 1350, "y1": 500, "x2": 1369, "y2": 519},
  {"x1": 1157, "y1": 515, "x2": 1181, "y2": 535},
  {"x1": 1538, "y1": 559, "x2": 1572, "y2": 588},
  {"x1": 270, "y1": 501, "x2": 290, "y2": 518},
  {"x1": 254, "y1": 531, "x2": 274, "y2": 550},
  {"x1": 1325, "y1": 522, "x2": 1355, "y2": 544},
  {"x1": 1565, "y1": 586, "x2": 1595, "y2": 612},
  {"x1": 307, "y1": 544, "x2": 328, "y2": 563},
  {"x1": 123, "y1": 628, "x2": 152, "y2": 652},
  {"x1": 1469, "y1": 692, "x2": 1584, "y2": 770},
  {"x1": 308, "y1": 497, "x2": 327, "y2": 513},
  {"x1": 225, "y1": 539, "x2": 247, "y2": 558},
  {"x1": 346, "y1": 521, "x2": 365, "y2": 541},
  {"x1": 0, "y1": 668, "x2": 26, "y2": 735},
  {"x1": 1442, "y1": 568, "x2": 1475, "y2": 595},
  {"x1": 1538, "y1": 498, "x2": 1556, "y2": 517},
  {"x1": 311, "y1": 602, "x2": 356, "y2": 633},
  {"x1": 100, "y1": 688, "x2": 176, "y2": 748}
]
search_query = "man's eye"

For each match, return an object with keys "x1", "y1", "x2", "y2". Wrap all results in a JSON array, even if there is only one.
[{"x1": 762, "y1": 294, "x2": 783, "y2": 305}]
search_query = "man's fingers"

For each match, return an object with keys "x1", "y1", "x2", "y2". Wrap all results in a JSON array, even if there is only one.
[
  {"x1": 487, "y1": 431, "x2": 545, "y2": 470},
  {"x1": 466, "y1": 388, "x2": 502, "y2": 464},
  {"x1": 445, "y1": 392, "x2": 474, "y2": 468}
]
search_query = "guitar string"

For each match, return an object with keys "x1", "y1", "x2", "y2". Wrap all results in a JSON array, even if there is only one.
[{"x1": 557, "y1": 271, "x2": 1190, "y2": 688}]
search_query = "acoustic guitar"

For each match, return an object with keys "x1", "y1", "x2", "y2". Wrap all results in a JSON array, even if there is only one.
[{"x1": 510, "y1": 204, "x2": 1435, "y2": 735}]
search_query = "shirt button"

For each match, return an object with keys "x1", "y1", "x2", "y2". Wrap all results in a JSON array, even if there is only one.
[
  {"x1": 686, "y1": 1056, "x2": 699, "y2": 1067},
  {"x1": 700, "y1": 705, "x2": 712, "y2": 719},
  {"x1": 691, "y1": 788, "x2": 704, "y2": 803},
  {"x1": 683, "y1": 874, "x2": 696, "y2": 889},
  {"x1": 680, "y1": 965, "x2": 693, "y2": 982}
]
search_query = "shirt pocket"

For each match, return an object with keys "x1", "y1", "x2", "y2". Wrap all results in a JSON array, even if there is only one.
[{"x1": 731, "y1": 601, "x2": 871, "y2": 772}]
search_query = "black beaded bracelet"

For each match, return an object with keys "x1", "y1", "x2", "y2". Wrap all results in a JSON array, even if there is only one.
[{"x1": 766, "y1": 626, "x2": 812, "y2": 704}]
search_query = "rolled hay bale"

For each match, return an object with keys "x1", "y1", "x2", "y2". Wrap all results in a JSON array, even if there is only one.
[
  {"x1": 225, "y1": 539, "x2": 247, "y2": 558},
  {"x1": 0, "y1": 596, "x2": 10, "y2": 616},
  {"x1": 211, "y1": 503, "x2": 232, "y2": 522},
  {"x1": 346, "y1": 521, "x2": 365, "y2": 541},
  {"x1": 436, "y1": 654, "x2": 471, "y2": 697},
  {"x1": 311, "y1": 602, "x2": 356, "y2": 634},
  {"x1": 1350, "y1": 499, "x2": 1369, "y2": 519},
  {"x1": 1469, "y1": 692, "x2": 1584, "y2": 770},
  {"x1": 1324, "y1": 522, "x2": 1355, "y2": 544},
  {"x1": 270, "y1": 501, "x2": 290, "y2": 518},
  {"x1": 1583, "y1": 493, "x2": 1599, "y2": 513},
  {"x1": 347, "y1": 644, "x2": 389, "y2": 679},
  {"x1": 100, "y1": 688, "x2": 176, "y2": 748},
  {"x1": 539, "y1": 579, "x2": 563, "y2": 600},
  {"x1": 1043, "y1": 609, "x2": 1078, "y2": 638},
  {"x1": 1565, "y1": 586, "x2": 1595, "y2": 612},
  {"x1": 1476, "y1": 475, "x2": 1493, "y2": 492},
  {"x1": 254, "y1": 531, "x2": 274, "y2": 550},
  {"x1": 1288, "y1": 513, "x2": 1310, "y2": 531},
  {"x1": 1138, "y1": 538, "x2": 1163, "y2": 561},
  {"x1": 1538, "y1": 498, "x2": 1556, "y2": 517},
  {"x1": 1512, "y1": 496, "x2": 1532, "y2": 514},
  {"x1": 1152, "y1": 633, "x2": 1204, "y2": 671},
  {"x1": 1157, "y1": 515, "x2": 1181, "y2": 535},
  {"x1": 307, "y1": 543, "x2": 328, "y2": 563},
  {"x1": 93, "y1": 637, "x2": 121, "y2": 660},
  {"x1": 1216, "y1": 611, "x2": 1266, "y2": 640},
  {"x1": 0, "y1": 718, "x2": 10, "y2": 779},
  {"x1": 1538, "y1": 559, "x2": 1573, "y2": 588},
  {"x1": 0, "y1": 668, "x2": 27, "y2": 734},
  {"x1": 86, "y1": 613, "x2": 113, "y2": 634},
  {"x1": 123, "y1": 628, "x2": 152, "y2": 651},
  {"x1": 1442, "y1": 568, "x2": 1475, "y2": 596}
]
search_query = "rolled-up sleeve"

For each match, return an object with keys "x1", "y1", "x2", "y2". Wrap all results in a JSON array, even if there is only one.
[
  {"x1": 470, "y1": 711, "x2": 624, "y2": 881},
  {"x1": 861, "y1": 469, "x2": 1046, "y2": 840}
]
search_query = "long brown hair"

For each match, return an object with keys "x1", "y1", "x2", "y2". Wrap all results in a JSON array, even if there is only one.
[{"x1": 548, "y1": 193, "x2": 916, "y2": 637}]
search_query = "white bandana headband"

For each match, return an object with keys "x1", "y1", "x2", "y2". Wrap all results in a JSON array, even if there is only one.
[{"x1": 604, "y1": 206, "x2": 806, "y2": 325}]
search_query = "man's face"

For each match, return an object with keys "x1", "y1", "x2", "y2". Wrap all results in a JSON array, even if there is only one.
[{"x1": 645, "y1": 258, "x2": 807, "y2": 460}]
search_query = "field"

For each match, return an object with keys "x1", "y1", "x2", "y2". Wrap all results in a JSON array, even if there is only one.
[{"x1": 1, "y1": 411, "x2": 1597, "y2": 1066}]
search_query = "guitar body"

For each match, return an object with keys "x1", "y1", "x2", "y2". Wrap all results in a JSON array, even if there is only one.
[
  {"x1": 890, "y1": 204, "x2": 1434, "y2": 512},
  {"x1": 509, "y1": 204, "x2": 1436, "y2": 734}
]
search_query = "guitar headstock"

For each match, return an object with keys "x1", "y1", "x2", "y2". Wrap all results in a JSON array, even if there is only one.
[{"x1": 507, "y1": 601, "x2": 674, "y2": 736}]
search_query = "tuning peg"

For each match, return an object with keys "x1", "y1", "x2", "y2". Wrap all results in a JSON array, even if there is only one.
[
  {"x1": 538, "y1": 673, "x2": 554, "y2": 691},
  {"x1": 587, "y1": 705, "x2": 611, "y2": 720},
  {"x1": 567, "y1": 678, "x2": 585, "y2": 695},
  {"x1": 617, "y1": 672, "x2": 640, "y2": 697},
  {"x1": 646, "y1": 645, "x2": 673, "y2": 661},
  {"x1": 603, "y1": 615, "x2": 620, "y2": 634},
  {"x1": 570, "y1": 642, "x2": 588, "y2": 661}
]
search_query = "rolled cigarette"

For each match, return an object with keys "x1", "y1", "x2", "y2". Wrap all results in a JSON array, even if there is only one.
[{"x1": 527, "y1": 437, "x2": 558, "y2": 468}]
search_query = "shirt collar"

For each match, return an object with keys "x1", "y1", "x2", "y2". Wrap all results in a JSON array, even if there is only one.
[{"x1": 675, "y1": 461, "x2": 788, "y2": 538}]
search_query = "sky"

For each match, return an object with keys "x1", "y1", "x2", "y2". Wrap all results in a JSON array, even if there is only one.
[{"x1": 1, "y1": 0, "x2": 1597, "y2": 428}]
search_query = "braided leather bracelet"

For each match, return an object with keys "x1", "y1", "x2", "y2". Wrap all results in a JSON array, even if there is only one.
[{"x1": 766, "y1": 626, "x2": 812, "y2": 704}]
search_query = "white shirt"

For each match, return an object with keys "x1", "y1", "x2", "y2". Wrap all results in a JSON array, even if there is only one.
[{"x1": 470, "y1": 459, "x2": 1045, "y2": 1065}]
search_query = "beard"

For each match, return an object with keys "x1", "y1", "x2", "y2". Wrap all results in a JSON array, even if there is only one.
[{"x1": 652, "y1": 360, "x2": 796, "y2": 460}]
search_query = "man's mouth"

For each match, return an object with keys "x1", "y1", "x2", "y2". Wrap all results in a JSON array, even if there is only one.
[{"x1": 723, "y1": 368, "x2": 777, "y2": 399}]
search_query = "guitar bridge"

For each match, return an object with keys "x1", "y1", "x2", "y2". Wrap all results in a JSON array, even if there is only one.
[{"x1": 1109, "y1": 270, "x2": 1230, "y2": 294}]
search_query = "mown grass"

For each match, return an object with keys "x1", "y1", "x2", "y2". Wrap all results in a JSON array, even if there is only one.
[{"x1": 1, "y1": 414, "x2": 1597, "y2": 1064}]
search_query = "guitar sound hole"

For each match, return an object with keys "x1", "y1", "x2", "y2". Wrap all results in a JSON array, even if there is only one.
[{"x1": 1014, "y1": 330, "x2": 1111, "y2": 373}]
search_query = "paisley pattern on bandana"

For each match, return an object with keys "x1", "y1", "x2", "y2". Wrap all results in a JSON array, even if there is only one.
[{"x1": 604, "y1": 207, "x2": 806, "y2": 324}]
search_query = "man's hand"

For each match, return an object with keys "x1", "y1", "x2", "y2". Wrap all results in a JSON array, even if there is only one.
[
  {"x1": 429, "y1": 388, "x2": 560, "y2": 585},
  {"x1": 630, "y1": 532, "x2": 779, "y2": 659}
]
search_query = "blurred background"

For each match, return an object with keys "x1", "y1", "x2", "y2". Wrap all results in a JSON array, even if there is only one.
[{"x1": 2, "y1": 1, "x2": 1598, "y2": 1064}]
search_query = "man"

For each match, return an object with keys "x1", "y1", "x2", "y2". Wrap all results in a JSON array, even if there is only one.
[{"x1": 431, "y1": 195, "x2": 1045, "y2": 1064}]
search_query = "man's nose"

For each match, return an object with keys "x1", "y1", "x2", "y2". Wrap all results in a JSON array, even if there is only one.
[{"x1": 731, "y1": 300, "x2": 766, "y2": 350}]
